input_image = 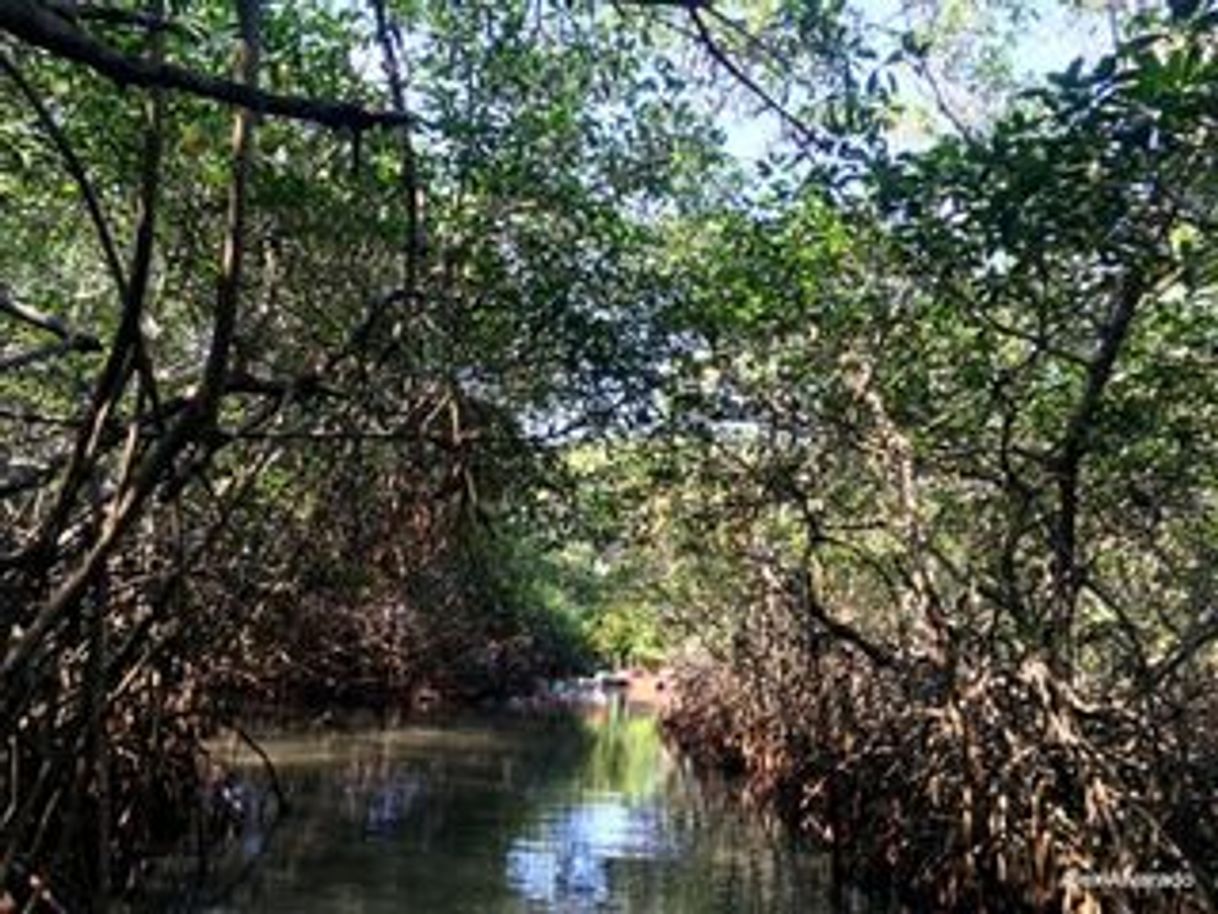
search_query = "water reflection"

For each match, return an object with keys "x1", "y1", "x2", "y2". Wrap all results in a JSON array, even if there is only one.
[
  {"x1": 506, "y1": 798, "x2": 674, "y2": 907},
  {"x1": 204, "y1": 701, "x2": 839, "y2": 913}
]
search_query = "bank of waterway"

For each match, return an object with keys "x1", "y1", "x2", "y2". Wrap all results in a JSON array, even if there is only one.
[{"x1": 193, "y1": 700, "x2": 855, "y2": 913}]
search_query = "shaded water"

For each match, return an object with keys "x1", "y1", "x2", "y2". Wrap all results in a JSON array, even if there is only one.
[{"x1": 203, "y1": 702, "x2": 844, "y2": 913}]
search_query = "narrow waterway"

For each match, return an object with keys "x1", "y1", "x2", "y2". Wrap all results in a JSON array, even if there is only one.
[{"x1": 200, "y1": 700, "x2": 844, "y2": 913}]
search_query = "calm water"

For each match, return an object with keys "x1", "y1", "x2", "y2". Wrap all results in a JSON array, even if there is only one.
[{"x1": 197, "y1": 702, "x2": 845, "y2": 913}]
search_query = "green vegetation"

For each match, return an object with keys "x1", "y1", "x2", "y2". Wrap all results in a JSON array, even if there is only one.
[{"x1": 2, "y1": 0, "x2": 1217, "y2": 911}]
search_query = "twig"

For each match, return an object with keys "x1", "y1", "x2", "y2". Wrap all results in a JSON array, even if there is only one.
[
  {"x1": 910, "y1": 56, "x2": 978, "y2": 146},
  {"x1": 228, "y1": 724, "x2": 287, "y2": 815},
  {"x1": 0, "y1": 287, "x2": 100, "y2": 349},
  {"x1": 686, "y1": 7, "x2": 827, "y2": 152}
]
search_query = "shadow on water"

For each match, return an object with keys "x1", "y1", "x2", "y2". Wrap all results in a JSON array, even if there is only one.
[{"x1": 185, "y1": 700, "x2": 855, "y2": 913}]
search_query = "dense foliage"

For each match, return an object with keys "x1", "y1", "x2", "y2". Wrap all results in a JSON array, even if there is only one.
[{"x1": 654, "y1": 9, "x2": 1218, "y2": 913}]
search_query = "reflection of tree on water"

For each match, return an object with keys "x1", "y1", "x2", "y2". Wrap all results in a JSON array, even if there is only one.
[
  {"x1": 497, "y1": 707, "x2": 828, "y2": 913},
  {"x1": 362, "y1": 772, "x2": 425, "y2": 837},
  {"x1": 211, "y1": 711, "x2": 837, "y2": 912},
  {"x1": 506, "y1": 799, "x2": 672, "y2": 907},
  {"x1": 215, "y1": 717, "x2": 597, "y2": 912},
  {"x1": 503, "y1": 703, "x2": 677, "y2": 909}
]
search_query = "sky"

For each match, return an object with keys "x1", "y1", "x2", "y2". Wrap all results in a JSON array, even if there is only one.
[{"x1": 723, "y1": 0, "x2": 1119, "y2": 161}]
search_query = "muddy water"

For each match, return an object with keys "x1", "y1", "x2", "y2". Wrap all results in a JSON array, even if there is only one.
[{"x1": 201, "y1": 701, "x2": 844, "y2": 913}]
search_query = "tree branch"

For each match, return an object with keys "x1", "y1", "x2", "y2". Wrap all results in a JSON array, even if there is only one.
[
  {"x1": 0, "y1": 286, "x2": 101, "y2": 351},
  {"x1": 687, "y1": 7, "x2": 824, "y2": 150},
  {"x1": 0, "y1": 0, "x2": 417, "y2": 132}
]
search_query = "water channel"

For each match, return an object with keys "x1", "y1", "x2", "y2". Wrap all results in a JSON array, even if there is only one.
[{"x1": 199, "y1": 699, "x2": 849, "y2": 913}]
